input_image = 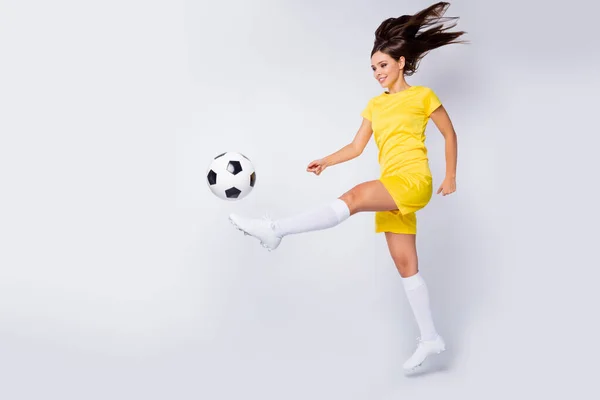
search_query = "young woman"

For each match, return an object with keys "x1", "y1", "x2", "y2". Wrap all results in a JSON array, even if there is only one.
[{"x1": 229, "y1": 2, "x2": 465, "y2": 372}]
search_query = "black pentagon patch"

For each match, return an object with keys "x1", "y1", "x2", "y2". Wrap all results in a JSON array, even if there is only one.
[
  {"x1": 214, "y1": 152, "x2": 226, "y2": 159},
  {"x1": 250, "y1": 172, "x2": 256, "y2": 187},
  {"x1": 227, "y1": 160, "x2": 242, "y2": 175},
  {"x1": 207, "y1": 170, "x2": 217, "y2": 185},
  {"x1": 225, "y1": 187, "x2": 241, "y2": 198}
]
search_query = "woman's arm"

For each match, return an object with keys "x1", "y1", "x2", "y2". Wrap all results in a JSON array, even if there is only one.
[
  {"x1": 307, "y1": 118, "x2": 373, "y2": 175},
  {"x1": 429, "y1": 105, "x2": 457, "y2": 195}
]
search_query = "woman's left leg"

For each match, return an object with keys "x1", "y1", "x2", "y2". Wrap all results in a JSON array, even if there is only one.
[
  {"x1": 229, "y1": 180, "x2": 397, "y2": 250},
  {"x1": 385, "y1": 231, "x2": 446, "y2": 371}
]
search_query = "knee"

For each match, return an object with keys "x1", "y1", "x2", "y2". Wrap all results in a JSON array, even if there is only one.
[
  {"x1": 339, "y1": 185, "x2": 364, "y2": 215},
  {"x1": 392, "y1": 254, "x2": 418, "y2": 277}
]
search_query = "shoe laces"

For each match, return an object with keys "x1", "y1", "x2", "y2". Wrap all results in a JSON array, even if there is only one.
[
  {"x1": 261, "y1": 212, "x2": 276, "y2": 224},
  {"x1": 261, "y1": 213, "x2": 280, "y2": 232},
  {"x1": 415, "y1": 336, "x2": 426, "y2": 347},
  {"x1": 261, "y1": 213, "x2": 273, "y2": 222},
  {"x1": 415, "y1": 335, "x2": 440, "y2": 346}
]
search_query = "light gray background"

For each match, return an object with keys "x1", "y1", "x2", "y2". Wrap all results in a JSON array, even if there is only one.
[{"x1": 1, "y1": 0, "x2": 599, "y2": 399}]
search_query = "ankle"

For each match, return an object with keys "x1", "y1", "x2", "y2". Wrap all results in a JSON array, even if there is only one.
[
  {"x1": 420, "y1": 333, "x2": 440, "y2": 342},
  {"x1": 271, "y1": 221, "x2": 283, "y2": 237}
]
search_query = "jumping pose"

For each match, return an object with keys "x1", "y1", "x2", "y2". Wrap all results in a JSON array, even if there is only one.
[{"x1": 229, "y1": 1, "x2": 465, "y2": 372}]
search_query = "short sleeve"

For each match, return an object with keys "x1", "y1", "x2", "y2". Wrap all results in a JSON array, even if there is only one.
[
  {"x1": 361, "y1": 98, "x2": 373, "y2": 121},
  {"x1": 424, "y1": 88, "x2": 442, "y2": 117}
]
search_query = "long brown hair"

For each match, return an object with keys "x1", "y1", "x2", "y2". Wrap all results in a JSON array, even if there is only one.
[{"x1": 371, "y1": 2, "x2": 467, "y2": 76}]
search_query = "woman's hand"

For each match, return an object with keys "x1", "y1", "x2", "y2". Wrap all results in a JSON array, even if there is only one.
[
  {"x1": 306, "y1": 159, "x2": 328, "y2": 175},
  {"x1": 437, "y1": 176, "x2": 456, "y2": 196}
]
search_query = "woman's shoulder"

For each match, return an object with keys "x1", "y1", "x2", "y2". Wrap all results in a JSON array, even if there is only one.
[
  {"x1": 407, "y1": 86, "x2": 441, "y2": 105},
  {"x1": 410, "y1": 85, "x2": 437, "y2": 94}
]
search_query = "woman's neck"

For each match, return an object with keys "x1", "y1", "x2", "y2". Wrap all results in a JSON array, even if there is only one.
[{"x1": 387, "y1": 77, "x2": 411, "y2": 94}]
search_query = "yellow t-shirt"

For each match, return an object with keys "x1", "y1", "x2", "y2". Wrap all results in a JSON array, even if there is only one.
[{"x1": 361, "y1": 85, "x2": 441, "y2": 177}]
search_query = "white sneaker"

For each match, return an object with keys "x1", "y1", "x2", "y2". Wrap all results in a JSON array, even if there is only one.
[
  {"x1": 403, "y1": 335, "x2": 446, "y2": 372},
  {"x1": 229, "y1": 214, "x2": 282, "y2": 251}
]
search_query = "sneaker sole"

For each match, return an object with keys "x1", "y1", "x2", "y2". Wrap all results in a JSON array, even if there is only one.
[{"x1": 403, "y1": 347, "x2": 446, "y2": 372}]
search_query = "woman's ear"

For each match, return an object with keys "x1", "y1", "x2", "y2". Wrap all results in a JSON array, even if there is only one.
[{"x1": 398, "y1": 56, "x2": 406, "y2": 70}]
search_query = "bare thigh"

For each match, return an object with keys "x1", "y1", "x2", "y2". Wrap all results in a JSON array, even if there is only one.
[
  {"x1": 385, "y1": 231, "x2": 418, "y2": 278},
  {"x1": 339, "y1": 180, "x2": 397, "y2": 215}
]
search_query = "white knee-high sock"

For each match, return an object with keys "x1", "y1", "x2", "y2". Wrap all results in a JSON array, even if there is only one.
[
  {"x1": 272, "y1": 198, "x2": 350, "y2": 237},
  {"x1": 402, "y1": 272, "x2": 439, "y2": 341}
]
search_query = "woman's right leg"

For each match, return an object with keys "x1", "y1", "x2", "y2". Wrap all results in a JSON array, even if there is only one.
[
  {"x1": 274, "y1": 179, "x2": 398, "y2": 235},
  {"x1": 229, "y1": 179, "x2": 397, "y2": 250}
]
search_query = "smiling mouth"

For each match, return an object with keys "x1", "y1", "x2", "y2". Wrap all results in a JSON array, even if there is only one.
[{"x1": 378, "y1": 76, "x2": 387, "y2": 83}]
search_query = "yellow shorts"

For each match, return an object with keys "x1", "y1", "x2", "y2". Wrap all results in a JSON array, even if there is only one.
[{"x1": 375, "y1": 173, "x2": 433, "y2": 234}]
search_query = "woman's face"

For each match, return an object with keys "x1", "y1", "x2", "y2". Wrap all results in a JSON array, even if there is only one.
[{"x1": 371, "y1": 51, "x2": 404, "y2": 88}]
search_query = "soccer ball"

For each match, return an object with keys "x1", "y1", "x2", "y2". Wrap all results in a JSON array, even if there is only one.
[{"x1": 206, "y1": 151, "x2": 256, "y2": 201}]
